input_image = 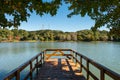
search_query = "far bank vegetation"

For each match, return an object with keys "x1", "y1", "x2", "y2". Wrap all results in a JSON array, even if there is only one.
[{"x1": 0, "y1": 29, "x2": 120, "y2": 42}]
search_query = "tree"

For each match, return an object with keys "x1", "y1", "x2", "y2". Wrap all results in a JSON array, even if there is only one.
[
  {"x1": 93, "y1": 30, "x2": 100, "y2": 41},
  {"x1": 39, "y1": 36, "x2": 44, "y2": 41},
  {"x1": 19, "y1": 29, "x2": 29, "y2": 40},
  {"x1": 0, "y1": 29, "x2": 114, "y2": 41},
  {"x1": 0, "y1": 0, "x2": 61, "y2": 28},
  {"x1": 99, "y1": 30, "x2": 109, "y2": 41},
  {"x1": 54, "y1": 30, "x2": 64, "y2": 40},
  {"x1": 70, "y1": 32, "x2": 77, "y2": 41},
  {"x1": 0, "y1": 0, "x2": 119, "y2": 31},
  {"x1": 28, "y1": 32, "x2": 37, "y2": 40},
  {"x1": 77, "y1": 30, "x2": 94, "y2": 41},
  {"x1": 11, "y1": 29, "x2": 20, "y2": 40},
  {"x1": 109, "y1": 27, "x2": 120, "y2": 41},
  {"x1": 0, "y1": 29, "x2": 13, "y2": 41},
  {"x1": 66, "y1": 34, "x2": 71, "y2": 41},
  {"x1": 66, "y1": 0, "x2": 120, "y2": 30}
]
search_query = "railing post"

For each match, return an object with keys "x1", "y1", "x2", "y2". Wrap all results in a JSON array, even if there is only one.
[
  {"x1": 87, "y1": 60, "x2": 89, "y2": 80},
  {"x1": 100, "y1": 69, "x2": 105, "y2": 80},
  {"x1": 73, "y1": 52, "x2": 75, "y2": 63},
  {"x1": 70, "y1": 50, "x2": 74, "y2": 62},
  {"x1": 40, "y1": 53, "x2": 42, "y2": 65},
  {"x1": 16, "y1": 70, "x2": 20, "y2": 80},
  {"x1": 43, "y1": 50, "x2": 46, "y2": 63},
  {"x1": 80, "y1": 56, "x2": 82, "y2": 72},
  {"x1": 36, "y1": 56, "x2": 38, "y2": 75},
  {"x1": 43, "y1": 52, "x2": 45, "y2": 64},
  {"x1": 30, "y1": 61, "x2": 33, "y2": 80},
  {"x1": 75, "y1": 52, "x2": 77, "y2": 65}
]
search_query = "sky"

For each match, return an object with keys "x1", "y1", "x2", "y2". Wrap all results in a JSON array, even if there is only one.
[{"x1": 18, "y1": 1, "x2": 108, "y2": 32}]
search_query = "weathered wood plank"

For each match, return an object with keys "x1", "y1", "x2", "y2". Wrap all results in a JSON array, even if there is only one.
[{"x1": 34, "y1": 58, "x2": 86, "y2": 80}]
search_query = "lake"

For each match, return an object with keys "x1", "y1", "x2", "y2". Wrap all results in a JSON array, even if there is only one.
[{"x1": 0, "y1": 42, "x2": 120, "y2": 79}]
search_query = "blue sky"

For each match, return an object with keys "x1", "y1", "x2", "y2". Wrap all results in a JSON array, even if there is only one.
[{"x1": 18, "y1": 1, "x2": 107, "y2": 32}]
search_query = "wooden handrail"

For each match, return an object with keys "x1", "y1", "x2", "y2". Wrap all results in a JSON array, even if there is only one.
[
  {"x1": 3, "y1": 52, "x2": 44, "y2": 80},
  {"x1": 3, "y1": 49, "x2": 120, "y2": 80},
  {"x1": 45, "y1": 49, "x2": 72, "y2": 51},
  {"x1": 70, "y1": 50, "x2": 120, "y2": 80}
]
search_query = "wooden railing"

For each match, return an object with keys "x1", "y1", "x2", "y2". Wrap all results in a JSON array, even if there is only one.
[
  {"x1": 70, "y1": 49, "x2": 120, "y2": 80},
  {"x1": 44, "y1": 49, "x2": 72, "y2": 60},
  {"x1": 3, "y1": 49, "x2": 120, "y2": 80},
  {"x1": 3, "y1": 51, "x2": 45, "y2": 80}
]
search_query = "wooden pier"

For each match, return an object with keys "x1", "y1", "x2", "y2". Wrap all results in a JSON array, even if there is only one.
[
  {"x1": 3, "y1": 49, "x2": 120, "y2": 80},
  {"x1": 34, "y1": 58, "x2": 85, "y2": 80}
]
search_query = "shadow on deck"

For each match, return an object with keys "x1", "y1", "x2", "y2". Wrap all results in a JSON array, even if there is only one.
[{"x1": 34, "y1": 58, "x2": 85, "y2": 80}]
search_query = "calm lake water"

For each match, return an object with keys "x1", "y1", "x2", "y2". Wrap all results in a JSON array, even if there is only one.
[{"x1": 0, "y1": 42, "x2": 120, "y2": 79}]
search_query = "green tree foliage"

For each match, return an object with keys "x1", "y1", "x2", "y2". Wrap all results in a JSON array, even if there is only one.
[
  {"x1": 65, "y1": 0, "x2": 120, "y2": 30},
  {"x1": 28, "y1": 31, "x2": 37, "y2": 40},
  {"x1": 70, "y1": 32, "x2": 77, "y2": 41},
  {"x1": 11, "y1": 29, "x2": 19, "y2": 37},
  {"x1": 11, "y1": 29, "x2": 28, "y2": 40},
  {"x1": 109, "y1": 27, "x2": 120, "y2": 41},
  {"x1": 0, "y1": 29, "x2": 119, "y2": 42},
  {"x1": 29, "y1": 29, "x2": 110, "y2": 41},
  {"x1": 77, "y1": 29, "x2": 109, "y2": 41},
  {"x1": 66, "y1": 34, "x2": 71, "y2": 41},
  {"x1": 77, "y1": 30, "x2": 94, "y2": 41},
  {"x1": 0, "y1": 0, "x2": 61, "y2": 28},
  {"x1": 36, "y1": 30, "x2": 55, "y2": 41},
  {"x1": 99, "y1": 30, "x2": 109, "y2": 41},
  {"x1": 19, "y1": 29, "x2": 29, "y2": 40},
  {"x1": 0, "y1": 29, "x2": 13, "y2": 41},
  {"x1": 0, "y1": 0, "x2": 119, "y2": 31}
]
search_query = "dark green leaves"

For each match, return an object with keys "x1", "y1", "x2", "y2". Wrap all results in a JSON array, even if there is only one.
[
  {"x1": 0, "y1": 0, "x2": 120, "y2": 31},
  {"x1": 65, "y1": 0, "x2": 120, "y2": 30},
  {"x1": 0, "y1": 0, "x2": 61, "y2": 28}
]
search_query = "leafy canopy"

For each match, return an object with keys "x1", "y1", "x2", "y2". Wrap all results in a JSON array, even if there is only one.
[
  {"x1": 0, "y1": 0, "x2": 120, "y2": 30},
  {"x1": 0, "y1": 0, "x2": 61, "y2": 28}
]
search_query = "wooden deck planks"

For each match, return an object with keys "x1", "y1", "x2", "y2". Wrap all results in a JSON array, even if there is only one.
[{"x1": 34, "y1": 58, "x2": 85, "y2": 80}]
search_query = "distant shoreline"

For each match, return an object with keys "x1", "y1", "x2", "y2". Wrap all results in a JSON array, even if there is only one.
[
  {"x1": 0, "y1": 29, "x2": 120, "y2": 42},
  {"x1": 0, "y1": 40, "x2": 119, "y2": 43}
]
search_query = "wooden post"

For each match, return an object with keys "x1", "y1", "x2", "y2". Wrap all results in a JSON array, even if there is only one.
[
  {"x1": 16, "y1": 70, "x2": 20, "y2": 80},
  {"x1": 75, "y1": 52, "x2": 77, "y2": 66},
  {"x1": 100, "y1": 69, "x2": 104, "y2": 80},
  {"x1": 43, "y1": 52, "x2": 45, "y2": 64},
  {"x1": 30, "y1": 61, "x2": 33, "y2": 80},
  {"x1": 87, "y1": 60, "x2": 89, "y2": 80},
  {"x1": 70, "y1": 50, "x2": 74, "y2": 62},
  {"x1": 36, "y1": 56, "x2": 38, "y2": 75},
  {"x1": 80, "y1": 56, "x2": 82, "y2": 72},
  {"x1": 73, "y1": 51, "x2": 75, "y2": 63},
  {"x1": 43, "y1": 51, "x2": 46, "y2": 63},
  {"x1": 40, "y1": 54, "x2": 42, "y2": 65}
]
